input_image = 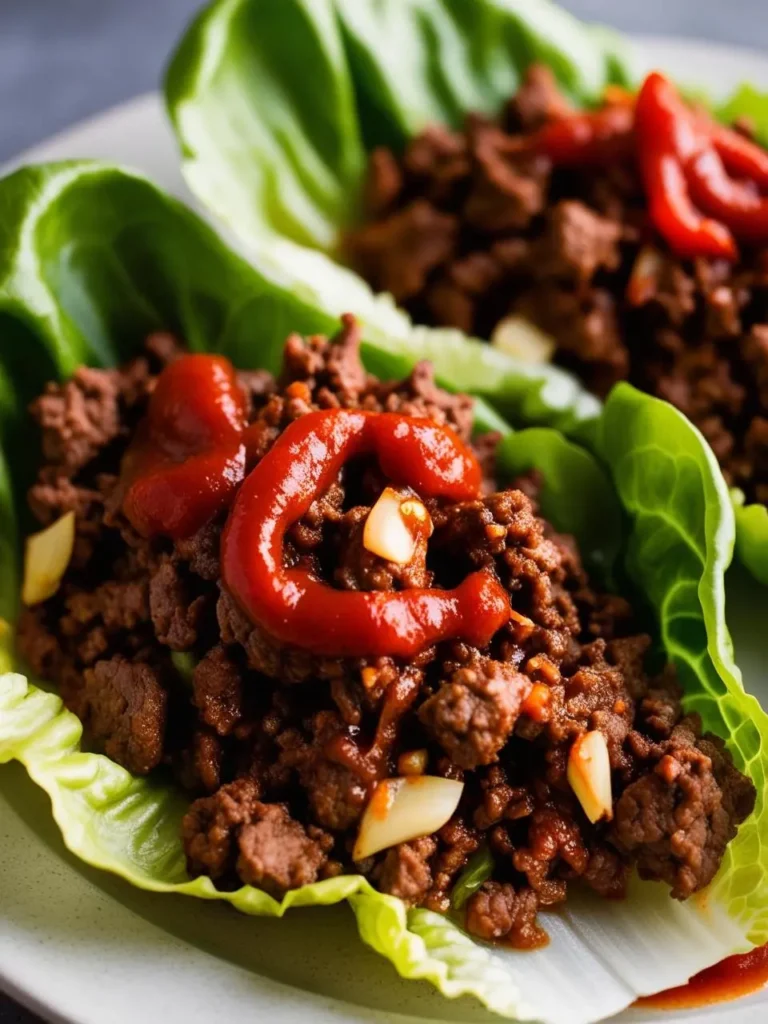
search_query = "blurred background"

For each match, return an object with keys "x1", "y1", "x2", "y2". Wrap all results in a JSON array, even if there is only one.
[
  {"x1": 2, "y1": 0, "x2": 768, "y2": 164},
  {"x1": 0, "y1": 0, "x2": 767, "y2": 1021}
]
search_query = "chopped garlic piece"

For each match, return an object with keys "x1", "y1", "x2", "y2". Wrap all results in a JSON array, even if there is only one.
[
  {"x1": 490, "y1": 315, "x2": 556, "y2": 364},
  {"x1": 567, "y1": 730, "x2": 613, "y2": 824},
  {"x1": 353, "y1": 775, "x2": 463, "y2": 860},
  {"x1": 363, "y1": 487, "x2": 431, "y2": 565},
  {"x1": 22, "y1": 511, "x2": 76, "y2": 606}
]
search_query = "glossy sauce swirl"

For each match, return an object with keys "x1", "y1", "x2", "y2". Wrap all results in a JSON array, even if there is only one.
[
  {"x1": 221, "y1": 407, "x2": 510, "y2": 658},
  {"x1": 122, "y1": 354, "x2": 248, "y2": 538},
  {"x1": 122, "y1": 353, "x2": 510, "y2": 659}
]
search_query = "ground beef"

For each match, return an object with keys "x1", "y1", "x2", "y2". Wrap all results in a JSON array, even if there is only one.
[
  {"x1": 344, "y1": 64, "x2": 768, "y2": 504},
  {"x1": 17, "y1": 319, "x2": 755, "y2": 951},
  {"x1": 81, "y1": 657, "x2": 167, "y2": 774},
  {"x1": 347, "y1": 199, "x2": 458, "y2": 302},
  {"x1": 149, "y1": 558, "x2": 207, "y2": 651},
  {"x1": 465, "y1": 881, "x2": 547, "y2": 948},
  {"x1": 175, "y1": 728, "x2": 224, "y2": 795},
  {"x1": 183, "y1": 777, "x2": 263, "y2": 880},
  {"x1": 419, "y1": 661, "x2": 532, "y2": 769},
  {"x1": 236, "y1": 803, "x2": 329, "y2": 896},
  {"x1": 335, "y1": 505, "x2": 432, "y2": 591},
  {"x1": 375, "y1": 836, "x2": 437, "y2": 904},
  {"x1": 612, "y1": 717, "x2": 756, "y2": 898},
  {"x1": 174, "y1": 519, "x2": 222, "y2": 581},
  {"x1": 192, "y1": 645, "x2": 244, "y2": 736},
  {"x1": 30, "y1": 366, "x2": 122, "y2": 476}
]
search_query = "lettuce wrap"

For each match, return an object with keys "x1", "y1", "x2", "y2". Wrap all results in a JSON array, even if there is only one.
[
  {"x1": 164, "y1": 0, "x2": 768, "y2": 593},
  {"x1": 0, "y1": 161, "x2": 767, "y2": 1024}
]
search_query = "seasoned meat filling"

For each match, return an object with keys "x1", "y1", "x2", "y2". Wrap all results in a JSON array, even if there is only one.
[
  {"x1": 18, "y1": 318, "x2": 754, "y2": 948},
  {"x1": 345, "y1": 64, "x2": 768, "y2": 506}
]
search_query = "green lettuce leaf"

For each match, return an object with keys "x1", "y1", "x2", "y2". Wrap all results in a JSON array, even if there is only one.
[
  {"x1": 0, "y1": 161, "x2": 766, "y2": 1022},
  {"x1": 598, "y1": 384, "x2": 768, "y2": 942},
  {"x1": 718, "y1": 84, "x2": 768, "y2": 145},
  {"x1": 732, "y1": 490, "x2": 768, "y2": 588}
]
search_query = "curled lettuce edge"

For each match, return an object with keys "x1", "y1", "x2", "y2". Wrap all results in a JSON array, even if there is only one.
[
  {"x1": 599, "y1": 384, "x2": 768, "y2": 942},
  {"x1": 732, "y1": 490, "x2": 768, "y2": 588}
]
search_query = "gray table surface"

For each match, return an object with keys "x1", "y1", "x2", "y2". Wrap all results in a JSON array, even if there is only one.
[{"x1": 1, "y1": 0, "x2": 767, "y2": 1021}]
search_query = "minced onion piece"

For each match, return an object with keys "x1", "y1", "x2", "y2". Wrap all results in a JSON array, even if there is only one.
[
  {"x1": 567, "y1": 730, "x2": 613, "y2": 824},
  {"x1": 490, "y1": 315, "x2": 556, "y2": 364},
  {"x1": 353, "y1": 775, "x2": 464, "y2": 861},
  {"x1": 21, "y1": 511, "x2": 76, "y2": 606},
  {"x1": 363, "y1": 487, "x2": 431, "y2": 565}
]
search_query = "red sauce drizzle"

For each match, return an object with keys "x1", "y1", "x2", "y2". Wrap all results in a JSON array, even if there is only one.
[
  {"x1": 122, "y1": 355, "x2": 510, "y2": 659},
  {"x1": 122, "y1": 354, "x2": 248, "y2": 538},
  {"x1": 637, "y1": 943, "x2": 768, "y2": 1011},
  {"x1": 531, "y1": 72, "x2": 768, "y2": 259},
  {"x1": 221, "y1": 407, "x2": 510, "y2": 658}
]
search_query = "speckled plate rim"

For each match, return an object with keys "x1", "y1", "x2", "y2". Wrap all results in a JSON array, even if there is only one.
[{"x1": 1, "y1": 33, "x2": 768, "y2": 1024}]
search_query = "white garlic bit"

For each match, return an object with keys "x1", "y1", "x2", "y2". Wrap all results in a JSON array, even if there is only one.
[
  {"x1": 567, "y1": 730, "x2": 613, "y2": 824},
  {"x1": 490, "y1": 315, "x2": 556, "y2": 364},
  {"x1": 353, "y1": 775, "x2": 464, "y2": 861},
  {"x1": 22, "y1": 511, "x2": 76, "y2": 606},
  {"x1": 363, "y1": 487, "x2": 431, "y2": 565}
]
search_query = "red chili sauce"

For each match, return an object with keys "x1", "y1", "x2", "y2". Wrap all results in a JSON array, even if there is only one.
[
  {"x1": 637, "y1": 943, "x2": 768, "y2": 1011},
  {"x1": 221, "y1": 406, "x2": 510, "y2": 658},
  {"x1": 121, "y1": 353, "x2": 510, "y2": 659},
  {"x1": 531, "y1": 71, "x2": 768, "y2": 259},
  {"x1": 122, "y1": 353, "x2": 248, "y2": 538}
]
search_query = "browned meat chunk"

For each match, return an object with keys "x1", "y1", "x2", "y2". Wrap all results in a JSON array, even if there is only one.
[
  {"x1": 192, "y1": 646, "x2": 244, "y2": 736},
  {"x1": 612, "y1": 717, "x2": 756, "y2": 898},
  {"x1": 81, "y1": 657, "x2": 167, "y2": 774},
  {"x1": 344, "y1": 199, "x2": 458, "y2": 302},
  {"x1": 183, "y1": 780, "x2": 328, "y2": 896},
  {"x1": 30, "y1": 366, "x2": 121, "y2": 475},
  {"x1": 149, "y1": 558, "x2": 207, "y2": 651},
  {"x1": 236, "y1": 803, "x2": 328, "y2": 896},
  {"x1": 505, "y1": 64, "x2": 572, "y2": 132},
  {"x1": 374, "y1": 837, "x2": 437, "y2": 905},
  {"x1": 419, "y1": 661, "x2": 531, "y2": 769},
  {"x1": 182, "y1": 778, "x2": 262, "y2": 880},
  {"x1": 465, "y1": 881, "x2": 547, "y2": 948}
]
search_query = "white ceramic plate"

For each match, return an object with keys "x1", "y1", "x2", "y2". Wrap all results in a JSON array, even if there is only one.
[{"x1": 2, "y1": 33, "x2": 768, "y2": 1024}]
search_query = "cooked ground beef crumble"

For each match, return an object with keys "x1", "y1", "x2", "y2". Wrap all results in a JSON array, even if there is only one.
[
  {"x1": 17, "y1": 318, "x2": 754, "y2": 947},
  {"x1": 344, "y1": 64, "x2": 768, "y2": 506}
]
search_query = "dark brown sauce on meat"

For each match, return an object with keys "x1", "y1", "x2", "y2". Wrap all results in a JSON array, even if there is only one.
[{"x1": 636, "y1": 942, "x2": 768, "y2": 1010}]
